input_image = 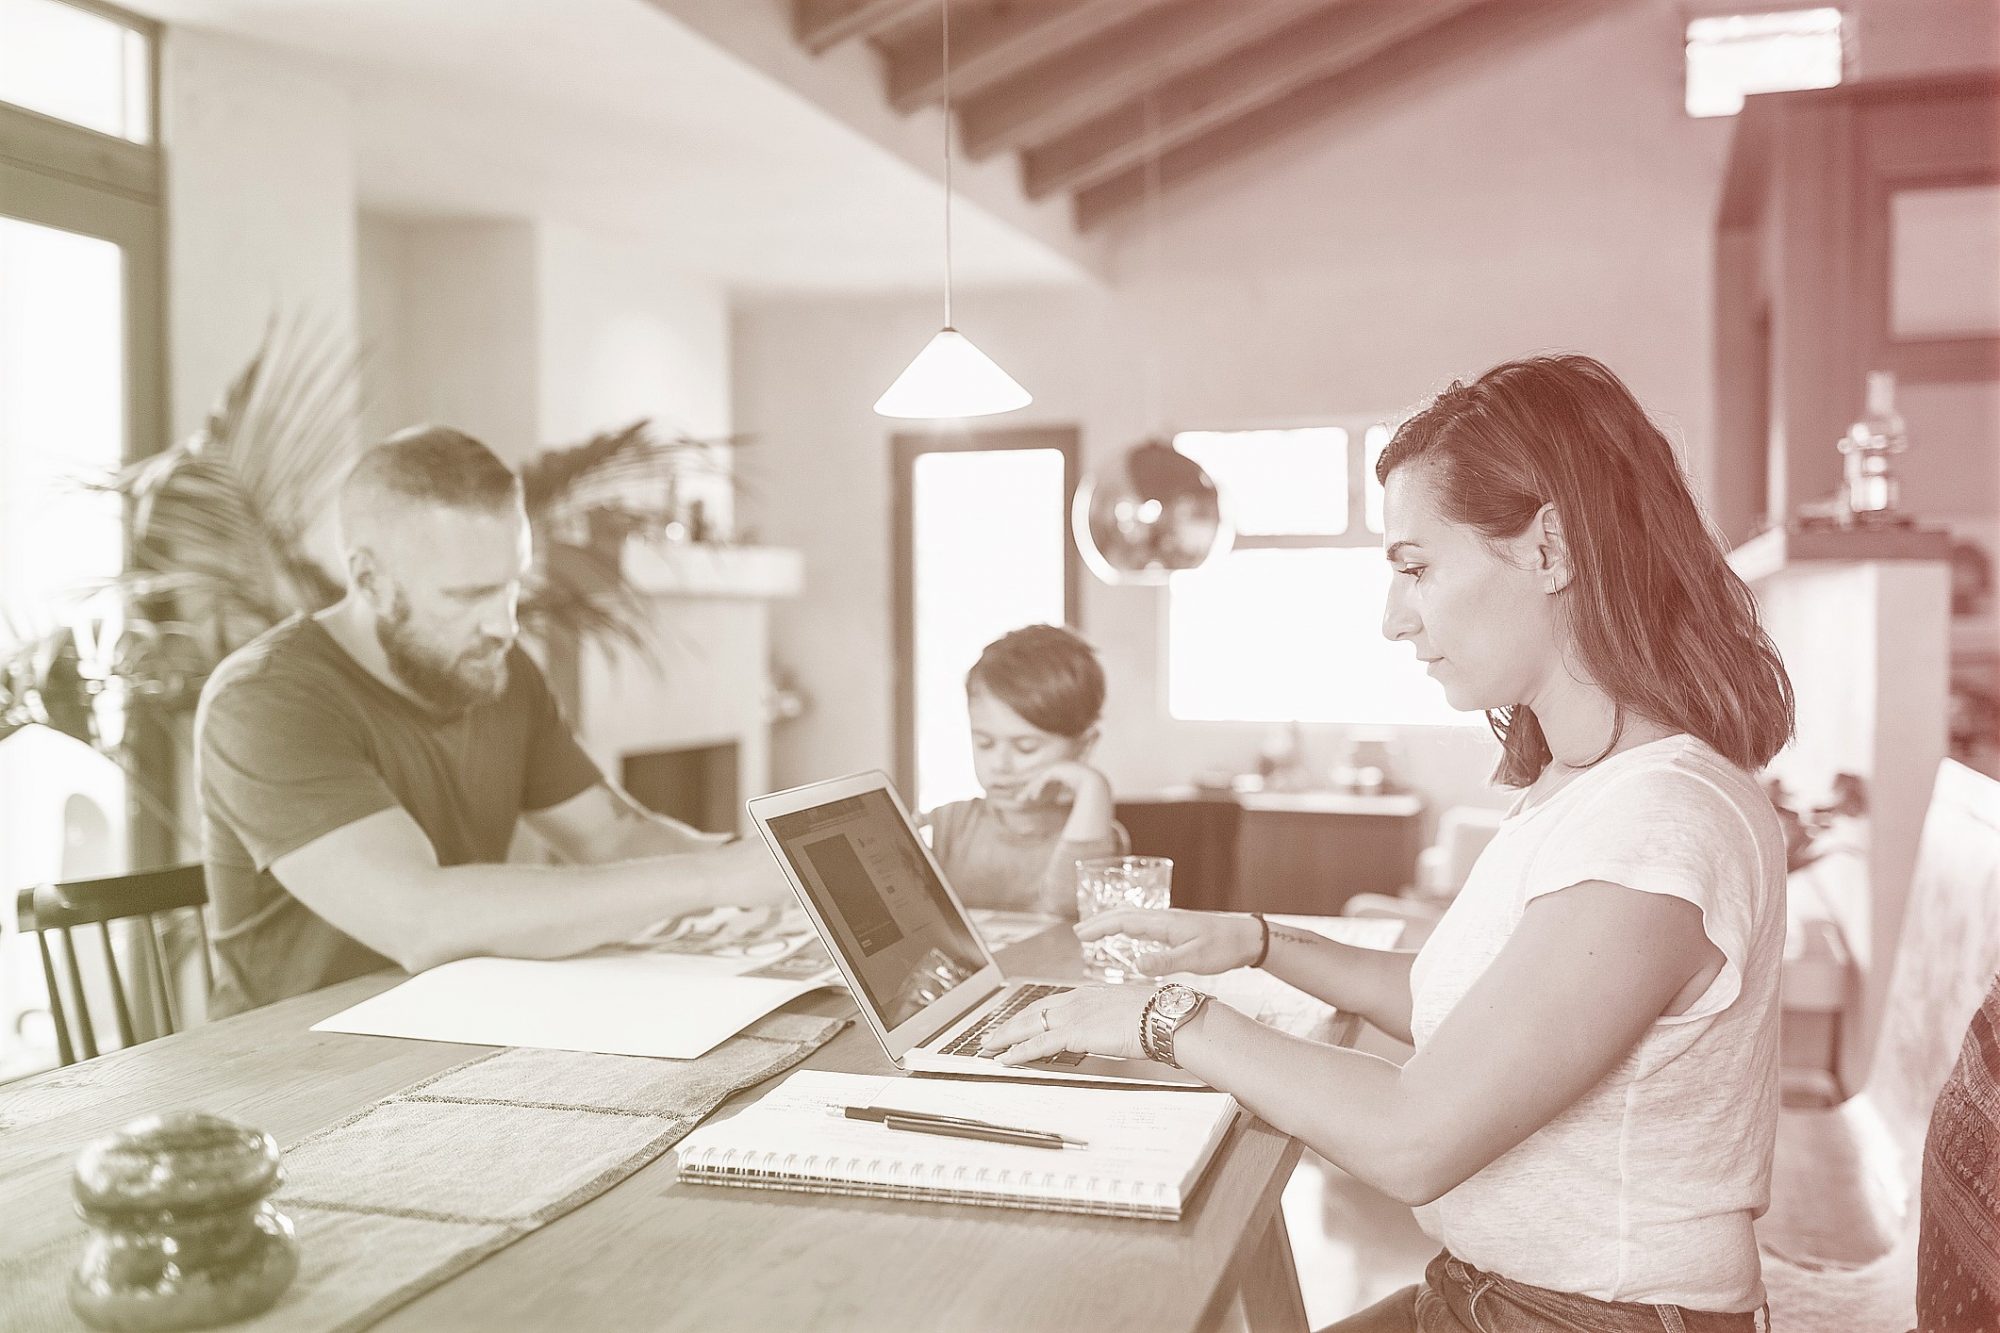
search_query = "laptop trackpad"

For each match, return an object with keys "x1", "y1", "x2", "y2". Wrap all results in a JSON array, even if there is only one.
[{"x1": 1061, "y1": 1053, "x2": 1206, "y2": 1086}]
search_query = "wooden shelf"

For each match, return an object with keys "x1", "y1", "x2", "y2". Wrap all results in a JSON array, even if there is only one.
[{"x1": 1728, "y1": 521, "x2": 1953, "y2": 584}]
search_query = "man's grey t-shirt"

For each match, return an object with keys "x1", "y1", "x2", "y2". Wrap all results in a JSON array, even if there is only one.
[{"x1": 195, "y1": 616, "x2": 601, "y2": 1017}]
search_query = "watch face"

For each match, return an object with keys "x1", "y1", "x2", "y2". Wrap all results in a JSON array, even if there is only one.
[{"x1": 1156, "y1": 985, "x2": 1199, "y2": 1020}]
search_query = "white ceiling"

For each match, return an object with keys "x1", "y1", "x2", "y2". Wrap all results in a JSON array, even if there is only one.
[{"x1": 122, "y1": 0, "x2": 1091, "y2": 294}]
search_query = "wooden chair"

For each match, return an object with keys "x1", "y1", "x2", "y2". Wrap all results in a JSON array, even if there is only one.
[
  {"x1": 14, "y1": 864, "x2": 212, "y2": 1066},
  {"x1": 1759, "y1": 759, "x2": 2000, "y2": 1330}
]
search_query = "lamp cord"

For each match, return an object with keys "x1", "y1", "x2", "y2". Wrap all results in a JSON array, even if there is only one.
[
  {"x1": 942, "y1": 0, "x2": 953, "y2": 329},
  {"x1": 1144, "y1": 86, "x2": 1165, "y2": 440}
]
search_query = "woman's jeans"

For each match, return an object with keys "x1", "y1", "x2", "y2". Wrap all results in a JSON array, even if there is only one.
[{"x1": 1326, "y1": 1251, "x2": 1772, "y2": 1333}]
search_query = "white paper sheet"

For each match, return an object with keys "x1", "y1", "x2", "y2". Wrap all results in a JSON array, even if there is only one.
[{"x1": 311, "y1": 953, "x2": 828, "y2": 1059}]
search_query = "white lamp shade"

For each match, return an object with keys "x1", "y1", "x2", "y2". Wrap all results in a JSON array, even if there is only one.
[{"x1": 873, "y1": 328, "x2": 1031, "y2": 419}]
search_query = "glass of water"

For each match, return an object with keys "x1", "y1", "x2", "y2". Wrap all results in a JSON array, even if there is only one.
[{"x1": 1075, "y1": 856, "x2": 1173, "y2": 983}]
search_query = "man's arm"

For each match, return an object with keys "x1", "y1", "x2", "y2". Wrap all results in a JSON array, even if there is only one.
[
  {"x1": 271, "y1": 807, "x2": 790, "y2": 974},
  {"x1": 525, "y1": 782, "x2": 731, "y2": 864}
]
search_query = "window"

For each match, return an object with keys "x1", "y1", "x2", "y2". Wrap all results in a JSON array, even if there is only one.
[
  {"x1": 0, "y1": 0, "x2": 153, "y2": 142},
  {"x1": 1167, "y1": 423, "x2": 1471, "y2": 728},
  {"x1": 1684, "y1": 8, "x2": 1844, "y2": 118},
  {"x1": 1, "y1": 0, "x2": 164, "y2": 1076}
]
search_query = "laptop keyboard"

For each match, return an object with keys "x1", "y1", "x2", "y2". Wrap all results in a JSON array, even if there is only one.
[{"x1": 939, "y1": 983, "x2": 1084, "y2": 1064}]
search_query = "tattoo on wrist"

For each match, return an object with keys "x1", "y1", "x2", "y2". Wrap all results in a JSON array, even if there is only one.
[{"x1": 1268, "y1": 924, "x2": 1321, "y2": 947}]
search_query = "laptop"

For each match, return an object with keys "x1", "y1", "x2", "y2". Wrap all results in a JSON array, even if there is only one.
[{"x1": 747, "y1": 771, "x2": 1202, "y2": 1086}]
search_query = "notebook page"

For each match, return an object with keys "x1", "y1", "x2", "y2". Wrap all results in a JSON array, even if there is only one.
[{"x1": 678, "y1": 1070, "x2": 1237, "y2": 1196}]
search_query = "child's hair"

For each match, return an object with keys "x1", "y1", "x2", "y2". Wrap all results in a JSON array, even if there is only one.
[{"x1": 965, "y1": 625, "x2": 1106, "y2": 739}]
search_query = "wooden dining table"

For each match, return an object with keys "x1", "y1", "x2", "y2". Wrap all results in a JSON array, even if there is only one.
[{"x1": 0, "y1": 920, "x2": 1380, "y2": 1332}]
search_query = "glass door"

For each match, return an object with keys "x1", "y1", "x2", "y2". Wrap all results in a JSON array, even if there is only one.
[
  {"x1": 892, "y1": 427, "x2": 1079, "y2": 813},
  {"x1": 0, "y1": 162, "x2": 163, "y2": 1075}
]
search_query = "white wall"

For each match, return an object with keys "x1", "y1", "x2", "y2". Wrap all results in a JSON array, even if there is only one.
[
  {"x1": 1755, "y1": 560, "x2": 1952, "y2": 1088},
  {"x1": 1853, "y1": 0, "x2": 2000, "y2": 80},
  {"x1": 163, "y1": 28, "x2": 358, "y2": 447},
  {"x1": 737, "y1": 2, "x2": 1728, "y2": 821},
  {"x1": 535, "y1": 223, "x2": 731, "y2": 442},
  {"x1": 355, "y1": 217, "x2": 541, "y2": 464},
  {"x1": 356, "y1": 217, "x2": 734, "y2": 473},
  {"x1": 534, "y1": 223, "x2": 734, "y2": 530}
]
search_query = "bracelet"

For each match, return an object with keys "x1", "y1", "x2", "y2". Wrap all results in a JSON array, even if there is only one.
[
  {"x1": 1249, "y1": 912, "x2": 1271, "y2": 969},
  {"x1": 1137, "y1": 991, "x2": 1162, "y2": 1061}
]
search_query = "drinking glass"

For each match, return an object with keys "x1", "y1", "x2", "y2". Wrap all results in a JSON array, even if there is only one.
[{"x1": 1074, "y1": 856, "x2": 1173, "y2": 983}]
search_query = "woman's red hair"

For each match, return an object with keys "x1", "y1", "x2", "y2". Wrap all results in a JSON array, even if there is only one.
[{"x1": 1377, "y1": 354, "x2": 1795, "y2": 787}]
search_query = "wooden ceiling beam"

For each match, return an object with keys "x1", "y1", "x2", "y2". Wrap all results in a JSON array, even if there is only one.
[
  {"x1": 957, "y1": 0, "x2": 1336, "y2": 161},
  {"x1": 1025, "y1": 0, "x2": 1476, "y2": 201},
  {"x1": 885, "y1": 0, "x2": 1171, "y2": 114},
  {"x1": 1072, "y1": 0, "x2": 1618, "y2": 230},
  {"x1": 884, "y1": 0, "x2": 1176, "y2": 113},
  {"x1": 795, "y1": 0, "x2": 937, "y2": 55}
]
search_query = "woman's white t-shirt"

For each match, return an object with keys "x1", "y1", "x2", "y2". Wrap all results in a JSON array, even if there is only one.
[{"x1": 1408, "y1": 734, "x2": 1787, "y2": 1313}]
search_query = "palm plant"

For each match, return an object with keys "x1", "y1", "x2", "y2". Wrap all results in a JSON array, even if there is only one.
[
  {"x1": 0, "y1": 315, "x2": 354, "y2": 758},
  {"x1": 0, "y1": 318, "x2": 735, "y2": 757}
]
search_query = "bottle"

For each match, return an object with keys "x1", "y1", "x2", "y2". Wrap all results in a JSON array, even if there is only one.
[
  {"x1": 1258, "y1": 721, "x2": 1307, "y2": 791},
  {"x1": 1837, "y1": 371, "x2": 1908, "y2": 521}
]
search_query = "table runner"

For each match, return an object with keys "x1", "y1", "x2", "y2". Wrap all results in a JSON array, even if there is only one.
[{"x1": 0, "y1": 1010, "x2": 847, "y2": 1333}]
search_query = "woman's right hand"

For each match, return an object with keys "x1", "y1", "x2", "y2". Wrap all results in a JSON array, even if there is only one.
[{"x1": 1074, "y1": 908, "x2": 1262, "y2": 977}]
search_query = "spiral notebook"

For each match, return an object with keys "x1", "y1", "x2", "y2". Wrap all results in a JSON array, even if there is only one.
[{"x1": 675, "y1": 1070, "x2": 1238, "y2": 1220}]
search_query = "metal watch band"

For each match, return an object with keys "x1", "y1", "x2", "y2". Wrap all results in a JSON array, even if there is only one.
[
  {"x1": 1143, "y1": 984, "x2": 1208, "y2": 1069},
  {"x1": 1138, "y1": 991, "x2": 1163, "y2": 1063}
]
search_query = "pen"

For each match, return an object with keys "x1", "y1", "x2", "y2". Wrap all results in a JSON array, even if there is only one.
[{"x1": 842, "y1": 1105, "x2": 1088, "y2": 1149}]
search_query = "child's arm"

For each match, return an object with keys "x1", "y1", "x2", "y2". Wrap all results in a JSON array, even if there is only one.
[
  {"x1": 1022, "y1": 762, "x2": 1121, "y2": 917},
  {"x1": 1019, "y1": 761, "x2": 1116, "y2": 844}
]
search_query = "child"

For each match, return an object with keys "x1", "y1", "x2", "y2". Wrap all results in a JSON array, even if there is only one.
[{"x1": 922, "y1": 624, "x2": 1129, "y2": 917}]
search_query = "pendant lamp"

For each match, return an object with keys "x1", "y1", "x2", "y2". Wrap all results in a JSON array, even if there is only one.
[
  {"x1": 1072, "y1": 91, "x2": 1232, "y2": 584},
  {"x1": 873, "y1": 0, "x2": 1030, "y2": 419}
]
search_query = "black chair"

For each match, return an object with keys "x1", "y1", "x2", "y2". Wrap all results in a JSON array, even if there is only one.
[{"x1": 15, "y1": 864, "x2": 212, "y2": 1066}]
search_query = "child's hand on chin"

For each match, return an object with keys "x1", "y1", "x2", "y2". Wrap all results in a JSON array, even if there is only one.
[{"x1": 1017, "y1": 761, "x2": 1111, "y2": 809}]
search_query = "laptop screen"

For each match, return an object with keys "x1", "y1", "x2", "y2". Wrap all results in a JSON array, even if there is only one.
[{"x1": 763, "y1": 787, "x2": 987, "y2": 1030}]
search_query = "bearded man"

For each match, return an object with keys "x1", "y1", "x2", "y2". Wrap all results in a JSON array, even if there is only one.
[{"x1": 195, "y1": 426, "x2": 786, "y2": 1015}]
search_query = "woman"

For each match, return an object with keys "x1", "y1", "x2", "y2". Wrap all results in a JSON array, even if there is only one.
[{"x1": 984, "y1": 354, "x2": 1794, "y2": 1332}]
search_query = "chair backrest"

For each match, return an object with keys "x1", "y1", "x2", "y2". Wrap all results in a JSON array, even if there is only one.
[
  {"x1": 1861, "y1": 759, "x2": 2000, "y2": 1212},
  {"x1": 1916, "y1": 971, "x2": 2000, "y2": 1331},
  {"x1": 15, "y1": 864, "x2": 212, "y2": 1066},
  {"x1": 1421, "y1": 805, "x2": 1506, "y2": 896}
]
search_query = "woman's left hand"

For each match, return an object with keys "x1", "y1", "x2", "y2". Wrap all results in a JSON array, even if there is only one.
[{"x1": 979, "y1": 983, "x2": 1155, "y2": 1064}]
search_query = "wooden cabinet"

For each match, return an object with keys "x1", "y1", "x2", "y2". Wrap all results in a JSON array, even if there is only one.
[{"x1": 1117, "y1": 789, "x2": 1423, "y2": 914}]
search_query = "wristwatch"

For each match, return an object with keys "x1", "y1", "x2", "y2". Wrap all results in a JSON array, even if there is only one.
[{"x1": 1141, "y1": 983, "x2": 1210, "y2": 1068}]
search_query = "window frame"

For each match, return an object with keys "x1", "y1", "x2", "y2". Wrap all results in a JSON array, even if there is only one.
[
  {"x1": 1, "y1": 0, "x2": 168, "y2": 863},
  {"x1": 0, "y1": 0, "x2": 161, "y2": 191},
  {"x1": 1167, "y1": 414, "x2": 1477, "y2": 728},
  {"x1": 1179, "y1": 415, "x2": 1392, "y2": 556}
]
